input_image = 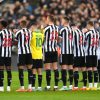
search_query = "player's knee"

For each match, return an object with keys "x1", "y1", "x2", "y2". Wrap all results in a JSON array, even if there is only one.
[
  {"x1": 27, "y1": 65, "x2": 32, "y2": 69},
  {"x1": 93, "y1": 67, "x2": 97, "y2": 71},
  {"x1": 0, "y1": 66, "x2": 4, "y2": 70},
  {"x1": 18, "y1": 66, "x2": 24, "y2": 69},
  {"x1": 6, "y1": 66, "x2": 11, "y2": 70}
]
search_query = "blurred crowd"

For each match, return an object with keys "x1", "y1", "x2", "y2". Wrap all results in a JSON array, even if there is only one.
[{"x1": 0, "y1": 0, "x2": 100, "y2": 29}]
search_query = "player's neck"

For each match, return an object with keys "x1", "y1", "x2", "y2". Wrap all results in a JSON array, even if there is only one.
[
  {"x1": 89, "y1": 26, "x2": 94, "y2": 30},
  {"x1": 48, "y1": 22, "x2": 54, "y2": 25},
  {"x1": 64, "y1": 23, "x2": 69, "y2": 27},
  {"x1": 21, "y1": 26, "x2": 27, "y2": 29},
  {"x1": 2, "y1": 28, "x2": 6, "y2": 30}
]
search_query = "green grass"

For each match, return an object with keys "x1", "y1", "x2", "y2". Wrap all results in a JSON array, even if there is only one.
[{"x1": 0, "y1": 71, "x2": 100, "y2": 100}]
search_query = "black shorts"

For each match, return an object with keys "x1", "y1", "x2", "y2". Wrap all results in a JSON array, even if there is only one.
[
  {"x1": 32, "y1": 59, "x2": 43, "y2": 69},
  {"x1": 73, "y1": 56, "x2": 86, "y2": 67},
  {"x1": 0, "y1": 57, "x2": 11, "y2": 66},
  {"x1": 44, "y1": 51, "x2": 58, "y2": 63},
  {"x1": 18, "y1": 53, "x2": 32, "y2": 66},
  {"x1": 60, "y1": 54, "x2": 73, "y2": 65},
  {"x1": 86, "y1": 55, "x2": 97, "y2": 67}
]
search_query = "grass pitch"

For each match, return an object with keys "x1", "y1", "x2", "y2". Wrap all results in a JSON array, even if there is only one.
[{"x1": 0, "y1": 71, "x2": 100, "y2": 100}]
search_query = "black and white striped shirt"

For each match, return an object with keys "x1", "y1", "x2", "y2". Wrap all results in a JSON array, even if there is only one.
[
  {"x1": 59, "y1": 26, "x2": 74, "y2": 54},
  {"x1": 85, "y1": 28, "x2": 99, "y2": 56},
  {"x1": 73, "y1": 28, "x2": 85, "y2": 57},
  {"x1": 15, "y1": 28, "x2": 32, "y2": 54},
  {"x1": 0, "y1": 29, "x2": 12, "y2": 57},
  {"x1": 44, "y1": 25, "x2": 59, "y2": 52}
]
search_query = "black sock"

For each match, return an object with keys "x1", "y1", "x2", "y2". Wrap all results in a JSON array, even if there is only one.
[
  {"x1": 98, "y1": 69, "x2": 100, "y2": 82},
  {"x1": 32, "y1": 74, "x2": 36, "y2": 87},
  {"x1": 69, "y1": 69, "x2": 73, "y2": 85},
  {"x1": 88, "y1": 71, "x2": 93, "y2": 83},
  {"x1": 38, "y1": 75, "x2": 42, "y2": 87},
  {"x1": 46, "y1": 70, "x2": 51, "y2": 86},
  {"x1": 28, "y1": 69, "x2": 33, "y2": 84},
  {"x1": 93, "y1": 71, "x2": 98, "y2": 83},
  {"x1": 61, "y1": 69, "x2": 67, "y2": 86},
  {"x1": 18, "y1": 69, "x2": 24, "y2": 86},
  {"x1": 99, "y1": 73, "x2": 100, "y2": 82},
  {"x1": 98, "y1": 60, "x2": 100, "y2": 82},
  {"x1": 7, "y1": 70, "x2": 12, "y2": 86},
  {"x1": 82, "y1": 71, "x2": 87, "y2": 86},
  {"x1": 74, "y1": 71, "x2": 79, "y2": 87},
  {"x1": 54, "y1": 70, "x2": 59, "y2": 86},
  {"x1": 0, "y1": 69, "x2": 4, "y2": 86}
]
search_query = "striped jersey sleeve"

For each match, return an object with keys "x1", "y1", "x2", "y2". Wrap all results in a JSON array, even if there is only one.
[
  {"x1": 15, "y1": 28, "x2": 32, "y2": 54},
  {"x1": 59, "y1": 26, "x2": 74, "y2": 54},
  {"x1": 44, "y1": 25, "x2": 59, "y2": 52},
  {"x1": 0, "y1": 29, "x2": 12, "y2": 57},
  {"x1": 85, "y1": 28, "x2": 99, "y2": 56}
]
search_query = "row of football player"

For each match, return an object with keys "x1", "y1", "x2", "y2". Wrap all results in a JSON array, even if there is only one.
[{"x1": 0, "y1": 15, "x2": 100, "y2": 92}]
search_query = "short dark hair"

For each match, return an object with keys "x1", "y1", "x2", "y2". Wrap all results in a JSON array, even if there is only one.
[
  {"x1": 87, "y1": 21, "x2": 94, "y2": 26},
  {"x1": 20, "y1": 20, "x2": 27, "y2": 26},
  {"x1": 63, "y1": 16, "x2": 69, "y2": 22},
  {"x1": 47, "y1": 15, "x2": 56, "y2": 23},
  {"x1": 70, "y1": 23, "x2": 76, "y2": 27},
  {"x1": 0, "y1": 20, "x2": 8, "y2": 28}
]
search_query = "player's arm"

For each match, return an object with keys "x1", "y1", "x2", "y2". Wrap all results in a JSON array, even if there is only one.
[
  {"x1": 71, "y1": 29, "x2": 75, "y2": 50},
  {"x1": 82, "y1": 28, "x2": 88, "y2": 48},
  {"x1": 58, "y1": 28, "x2": 63, "y2": 43},
  {"x1": 12, "y1": 30, "x2": 20, "y2": 45},
  {"x1": 15, "y1": 30, "x2": 20, "y2": 41},
  {"x1": 30, "y1": 31, "x2": 34, "y2": 47},
  {"x1": 12, "y1": 33, "x2": 18, "y2": 46},
  {"x1": 41, "y1": 29, "x2": 45, "y2": 45}
]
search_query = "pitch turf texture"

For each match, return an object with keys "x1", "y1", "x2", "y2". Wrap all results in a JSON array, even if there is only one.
[{"x1": 0, "y1": 71, "x2": 100, "y2": 100}]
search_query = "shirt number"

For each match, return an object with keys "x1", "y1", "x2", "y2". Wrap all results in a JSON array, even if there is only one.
[{"x1": 36, "y1": 37, "x2": 42, "y2": 48}]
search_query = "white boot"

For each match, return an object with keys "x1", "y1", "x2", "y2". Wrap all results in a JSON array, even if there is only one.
[
  {"x1": 7, "y1": 86, "x2": 11, "y2": 92},
  {"x1": 0, "y1": 87, "x2": 4, "y2": 92}
]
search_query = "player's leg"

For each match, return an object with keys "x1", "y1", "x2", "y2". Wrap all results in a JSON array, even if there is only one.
[
  {"x1": 79, "y1": 57, "x2": 87, "y2": 90},
  {"x1": 37, "y1": 68, "x2": 42, "y2": 91},
  {"x1": 16, "y1": 54, "x2": 25, "y2": 92},
  {"x1": 0, "y1": 66, "x2": 4, "y2": 92},
  {"x1": 68, "y1": 65, "x2": 73, "y2": 89},
  {"x1": 87, "y1": 67, "x2": 93, "y2": 88},
  {"x1": 26, "y1": 54, "x2": 33, "y2": 91},
  {"x1": 81, "y1": 67, "x2": 87, "y2": 90},
  {"x1": 93, "y1": 67, "x2": 98, "y2": 89},
  {"x1": 16, "y1": 66, "x2": 25, "y2": 91},
  {"x1": 52, "y1": 51, "x2": 59, "y2": 90},
  {"x1": 98, "y1": 60, "x2": 100, "y2": 82},
  {"x1": 59, "y1": 54, "x2": 68, "y2": 91},
  {"x1": 92, "y1": 56, "x2": 98, "y2": 89},
  {"x1": 32, "y1": 68, "x2": 36, "y2": 91},
  {"x1": 37, "y1": 59, "x2": 43, "y2": 91},
  {"x1": 0, "y1": 57, "x2": 4, "y2": 92},
  {"x1": 32, "y1": 59, "x2": 36, "y2": 91},
  {"x1": 86, "y1": 56, "x2": 93, "y2": 89},
  {"x1": 6, "y1": 66, "x2": 12, "y2": 92},
  {"x1": 44, "y1": 63, "x2": 51, "y2": 90},
  {"x1": 44, "y1": 52, "x2": 51, "y2": 90},
  {"x1": 26, "y1": 64, "x2": 32, "y2": 91},
  {"x1": 59, "y1": 65, "x2": 68, "y2": 91},
  {"x1": 68, "y1": 55, "x2": 74, "y2": 89},
  {"x1": 73, "y1": 67, "x2": 79, "y2": 90},
  {"x1": 73, "y1": 57, "x2": 79, "y2": 90},
  {"x1": 52, "y1": 62, "x2": 59, "y2": 90},
  {"x1": 5, "y1": 57, "x2": 12, "y2": 92}
]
